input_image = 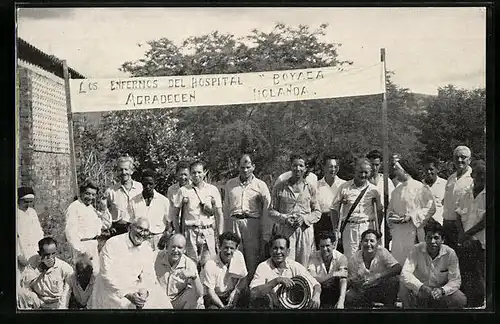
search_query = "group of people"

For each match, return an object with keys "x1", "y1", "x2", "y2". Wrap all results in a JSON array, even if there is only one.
[{"x1": 16, "y1": 145, "x2": 486, "y2": 310}]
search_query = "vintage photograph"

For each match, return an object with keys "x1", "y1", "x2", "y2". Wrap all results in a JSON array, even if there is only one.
[{"x1": 15, "y1": 7, "x2": 487, "y2": 311}]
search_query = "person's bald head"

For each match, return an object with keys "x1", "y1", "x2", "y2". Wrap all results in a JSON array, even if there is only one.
[
  {"x1": 129, "y1": 217, "x2": 151, "y2": 246},
  {"x1": 167, "y1": 234, "x2": 186, "y2": 263}
]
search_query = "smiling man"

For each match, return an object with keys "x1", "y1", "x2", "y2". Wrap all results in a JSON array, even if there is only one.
[
  {"x1": 201, "y1": 232, "x2": 249, "y2": 309},
  {"x1": 154, "y1": 234, "x2": 204, "y2": 309},
  {"x1": 442, "y1": 146, "x2": 474, "y2": 251},
  {"x1": 90, "y1": 217, "x2": 172, "y2": 309},
  {"x1": 167, "y1": 161, "x2": 191, "y2": 235},
  {"x1": 249, "y1": 235, "x2": 321, "y2": 309},
  {"x1": 422, "y1": 159, "x2": 447, "y2": 225},
  {"x1": 399, "y1": 222, "x2": 466, "y2": 309},
  {"x1": 65, "y1": 179, "x2": 112, "y2": 274},
  {"x1": 269, "y1": 153, "x2": 322, "y2": 266}
]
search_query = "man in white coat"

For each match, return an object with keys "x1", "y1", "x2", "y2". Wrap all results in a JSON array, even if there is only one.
[
  {"x1": 65, "y1": 180, "x2": 112, "y2": 274},
  {"x1": 90, "y1": 218, "x2": 172, "y2": 309}
]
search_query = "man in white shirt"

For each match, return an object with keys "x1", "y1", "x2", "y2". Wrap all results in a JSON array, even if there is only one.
[
  {"x1": 223, "y1": 154, "x2": 271, "y2": 278},
  {"x1": 315, "y1": 154, "x2": 345, "y2": 249},
  {"x1": 154, "y1": 234, "x2": 204, "y2": 309},
  {"x1": 201, "y1": 232, "x2": 249, "y2": 309},
  {"x1": 17, "y1": 186, "x2": 44, "y2": 265},
  {"x1": 166, "y1": 161, "x2": 191, "y2": 235},
  {"x1": 399, "y1": 222, "x2": 466, "y2": 309},
  {"x1": 131, "y1": 169, "x2": 171, "y2": 251},
  {"x1": 103, "y1": 155, "x2": 143, "y2": 237},
  {"x1": 65, "y1": 180, "x2": 112, "y2": 274},
  {"x1": 442, "y1": 146, "x2": 474, "y2": 251},
  {"x1": 90, "y1": 217, "x2": 172, "y2": 309},
  {"x1": 170, "y1": 160, "x2": 223, "y2": 267},
  {"x1": 307, "y1": 232, "x2": 347, "y2": 309},
  {"x1": 455, "y1": 159, "x2": 486, "y2": 307},
  {"x1": 422, "y1": 159, "x2": 447, "y2": 225},
  {"x1": 249, "y1": 235, "x2": 321, "y2": 309},
  {"x1": 17, "y1": 237, "x2": 74, "y2": 309},
  {"x1": 330, "y1": 159, "x2": 382, "y2": 261}
]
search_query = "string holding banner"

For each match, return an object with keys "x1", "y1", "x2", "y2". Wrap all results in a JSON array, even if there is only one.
[{"x1": 70, "y1": 63, "x2": 384, "y2": 113}]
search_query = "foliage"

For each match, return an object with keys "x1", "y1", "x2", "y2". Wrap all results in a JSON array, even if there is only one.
[{"x1": 417, "y1": 85, "x2": 486, "y2": 162}]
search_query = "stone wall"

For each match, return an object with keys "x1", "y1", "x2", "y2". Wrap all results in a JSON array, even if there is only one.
[{"x1": 17, "y1": 60, "x2": 74, "y2": 262}]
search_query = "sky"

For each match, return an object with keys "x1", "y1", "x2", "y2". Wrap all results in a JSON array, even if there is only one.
[{"x1": 16, "y1": 7, "x2": 486, "y2": 95}]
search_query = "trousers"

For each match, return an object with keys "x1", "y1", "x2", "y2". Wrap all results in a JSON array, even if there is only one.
[
  {"x1": 399, "y1": 284, "x2": 467, "y2": 309},
  {"x1": 231, "y1": 217, "x2": 261, "y2": 278}
]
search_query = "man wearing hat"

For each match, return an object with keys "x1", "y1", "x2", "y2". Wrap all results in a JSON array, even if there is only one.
[
  {"x1": 17, "y1": 186, "x2": 44, "y2": 264},
  {"x1": 442, "y1": 146, "x2": 473, "y2": 251}
]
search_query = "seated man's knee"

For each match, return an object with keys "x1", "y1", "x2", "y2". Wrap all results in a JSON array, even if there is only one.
[{"x1": 447, "y1": 290, "x2": 467, "y2": 309}]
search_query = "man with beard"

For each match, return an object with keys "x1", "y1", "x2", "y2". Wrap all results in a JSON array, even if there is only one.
[
  {"x1": 17, "y1": 237, "x2": 74, "y2": 309},
  {"x1": 65, "y1": 180, "x2": 112, "y2": 274},
  {"x1": 269, "y1": 153, "x2": 322, "y2": 266},
  {"x1": 154, "y1": 234, "x2": 204, "y2": 309},
  {"x1": 399, "y1": 222, "x2": 466, "y2": 309},
  {"x1": 307, "y1": 232, "x2": 348, "y2": 309},
  {"x1": 223, "y1": 154, "x2": 271, "y2": 278},
  {"x1": 422, "y1": 159, "x2": 447, "y2": 225},
  {"x1": 315, "y1": 155, "x2": 346, "y2": 249},
  {"x1": 201, "y1": 232, "x2": 249, "y2": 309},
  {"x1": 103, "y1": 155, "x2": 143, "y2": 237},
  {"x1": 170, "y1": 161, "x2": 223, "y2": 266},
  {"x1": 167, "y1": 161, "x2": 191, "y2": 235},
  {"x1": 131, "y1": 169, "x2": 171, "y2": 251},
  {"x1": 90, "y1": 218, "x2": 172, "y2": 309},
  {"x1": 442, "y1": 146, "x2": 473, "y2": 251},
  {"x1": 331, "y1": 159, "x2": 382, "y2": 262},
  {"x1": 249, "y1": 235, "x2": 321, "y2": 309},
  {"x1": 455, "y1": 160, "x2": 486, "y2": 307}
]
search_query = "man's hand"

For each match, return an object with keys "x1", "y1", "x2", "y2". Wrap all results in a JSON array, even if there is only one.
[
  {"x1": 402, "y1": 214, "x2": 412, "y2": 223},
  {"x1": 431, "y1": 288, "x2": 444, "y2": 300},
  {"x1": 417, "y1": 285, "x2": 433, "y2": 299},
  {"x1": 125, "y1": 291, "x2": 148, "y2": 308},
  {"x1": 361, "y1": 273, "x2": 380, "y2": 289},
  {"x1": 294, "y1": 215, "x2": 305, "y2": 227},
  {"x1": 310, "y1": 291, "x2": 321, "y2": 309},
  {"x1": 274, "y1": 277, "x2": 294, "y2": 289},
  {"x1": 41, "y1": 296, "x2": 60, "y2": 304},
  {"x1": 285, "y1": 217, "x2": 296, "y2": 228}
]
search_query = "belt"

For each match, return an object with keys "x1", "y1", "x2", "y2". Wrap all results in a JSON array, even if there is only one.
[
  {"x1": 231, "y1": 213, "x2": 258, "y2": 220},
  {"x1": 346, "y1": 219, "x2": 370, "y2": 224},
  {"x1": 186, "y1": 224, "x2": 213, "y2": 230}
]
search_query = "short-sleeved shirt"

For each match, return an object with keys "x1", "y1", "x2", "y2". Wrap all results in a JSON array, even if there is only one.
[
  {"x1": 68, "y1": 273, "x2": 95, "y2": 307},
  {"x1": 250, "y1": 258, "x2": 319, "y2": 306},
  {"x1": 348, "y1": 246, "x2": 398, "y2": 281},
  {"x1": 105, "y1": 181, "x2": 143, "y2": 222},
  {"x1": 331, "y1": 180, "x2": 380, "y2": 223},
  {"x1": 223, "y1": 176, "x2": 271, "y2": 219},
  {"x1": 456, "y1": 188, "x2": 486, "y2": 249},
  {"x1": 154, "y1": 252, "x2": 199, "y2": 298},
  {"x1": 442, "y1": 167, "x2": 473, "y2": 221},
  {"x1": 131, "y1": 190, "x2": 170, "y2": 234},
  {"x1": 173, "y1": 182, "x2": 222, "y2": 226},
  {"x1": 28, "y1": 257, "x2": 74, "y2": 300},
  {"x1": 200, "y1": 250, "x2": 248, "y2": 298},
  {"x1": 316, "y1": 176, "x2": 346, "y2": 213},
  {"x1": 307, "y1": 250, "x2": 348, "y2": 280}
]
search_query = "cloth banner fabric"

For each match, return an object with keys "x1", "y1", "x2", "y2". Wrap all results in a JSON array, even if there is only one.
[{"x1": 70, "y1": 63, "x2": 384, "y2": 113}]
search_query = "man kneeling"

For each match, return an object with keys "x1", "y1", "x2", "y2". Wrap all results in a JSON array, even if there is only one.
[
  {"x1": 200, "y1": 232, "x2": 249, "y2": 309},
  {"x1": 399, "y1": 222, "x2": 467, "y2": 309},
  {"x1": 307, "y1": 232, "x2": 347, "y2": 309},
  {"x1": 154, "y1": 234, "x2": 204, "y2": 309},
  {"x1": 249, "y1": 235, "x2": 321, "y2": 309}
]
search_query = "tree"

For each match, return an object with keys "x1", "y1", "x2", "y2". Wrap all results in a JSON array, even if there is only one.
[
  {"x1": 113, "y1": 22, "x2": 424, "y2": 185},
  {"x1": 417, "y1": 85, "x2": 486, "y2": 162}
]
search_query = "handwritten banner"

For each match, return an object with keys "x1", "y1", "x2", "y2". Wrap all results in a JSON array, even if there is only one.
[{"x1": 70, "y1": 64, "x2": 384, "y2": 113}]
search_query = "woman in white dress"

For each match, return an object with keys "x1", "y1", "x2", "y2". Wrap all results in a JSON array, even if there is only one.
[{"x1": 387, "y1": 159, "x2": 436, "y2": 265}]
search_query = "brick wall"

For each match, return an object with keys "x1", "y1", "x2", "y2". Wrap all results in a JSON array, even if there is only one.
[{"x1": 17, "y1": 61, "x2": 74, "y2": 262}]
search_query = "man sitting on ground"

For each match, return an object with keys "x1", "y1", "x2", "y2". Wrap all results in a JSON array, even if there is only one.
[
  {"x1": 307, "y1": 232, "x2": 348, "y2": 309},
  {"x1": 201, "y1": 232, "x2": 249, "y2": 309}
]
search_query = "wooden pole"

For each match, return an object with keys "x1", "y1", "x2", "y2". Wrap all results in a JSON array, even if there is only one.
[
  {"x1": 62, "y1": 60, "x2": 79, "y2": 200},
  {"x1": 380, "y1": 48, "x2": 390, "y2": 249}
]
